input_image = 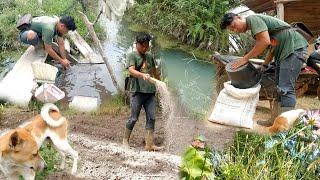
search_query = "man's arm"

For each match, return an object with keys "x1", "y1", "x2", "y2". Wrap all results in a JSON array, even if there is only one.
[
  {"x1": 44, "y1": 44, "x2": 70, "y2": 69},
  {"x1": 128, "y1": 66, "x2": 150, "y2": 81},
  {"x1": 57, "y1": 37, "x2": 66, "y2": 59},
  {"x1": 231, "y1": 31, "x2": 271, "y2": 69}
]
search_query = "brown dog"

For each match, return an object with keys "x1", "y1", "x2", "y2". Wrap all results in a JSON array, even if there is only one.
[
  {"x1": 0, "y1": 128, "x2": 46, "y2": 179},
  {"x1": 21, "y1": 103, "x2": 78, "y2": 175},
  {"x1": 266, "y1": 109, "x2": 306, "y2": 133}
]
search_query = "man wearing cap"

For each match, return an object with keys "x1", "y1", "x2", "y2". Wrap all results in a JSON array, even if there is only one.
[
  {"x1": 220, "y1": 13, "x2": 308, "y2": 126},
  {"x1": 122, "y1": 32, "x2": 162, "y2": 151},
  {"x1": 19, "y1": 15, "x2": 77, "y2": 70}
]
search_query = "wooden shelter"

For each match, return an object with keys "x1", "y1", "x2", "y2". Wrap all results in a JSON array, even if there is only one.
[{"x1": 242, "y1": 0, "x2": 320, "y2": 36}]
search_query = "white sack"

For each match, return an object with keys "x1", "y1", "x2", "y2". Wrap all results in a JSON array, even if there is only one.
[{"x1": 208, "y1": 81, "x2": 260, "y2": 129}]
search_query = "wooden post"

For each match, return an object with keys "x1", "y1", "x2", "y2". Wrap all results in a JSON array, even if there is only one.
[
  {"x1": 79, "y1": 11, "x2": 122, "y2": 93},
  {"x1": 276, "y1": 3, "x2": 284, "y2": 20}
]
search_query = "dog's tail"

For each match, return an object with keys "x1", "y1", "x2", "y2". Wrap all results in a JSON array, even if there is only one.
[{"x1": 41, "y1": 103, "x2": 65, "y2": 127}]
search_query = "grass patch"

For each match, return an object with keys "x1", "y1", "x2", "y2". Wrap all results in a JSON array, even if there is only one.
[
  {"x1": 28, "y1": 99, "x2": 45, "y2": 112},
  {"x1": 36, "y1": 141, "x2": 60, "y2": 180},
  {"x1": 0, "y1": 103, "x2": 5, "y2": 120},
  {"x1": 212, "y1": 129, "x2": 320, "y2": 179},
  {"x1": 61, "y1": 107, "x2": 78, "y2": 116},
  {"x1": 95, "y1": 94, "x2": 128, "y2": 116},
  {"x1": 181, "y1": 119, "x2": 320, "y2": 179}
]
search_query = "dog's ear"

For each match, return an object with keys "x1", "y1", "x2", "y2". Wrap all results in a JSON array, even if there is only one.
[{"x1": 9, "y1": 131, "x2": 23, "y2": 151}]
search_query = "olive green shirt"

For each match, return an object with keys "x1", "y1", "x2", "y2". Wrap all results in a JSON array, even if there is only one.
[
  {"x1": 126, "y1": 51, "x2": 156, "y2": 93},
  {"x1": 30, "y1": 16, "x2": 59, "y2": 45},
  {"x1": 246, "y1": 14, "x2": 308, "y2": 61}
]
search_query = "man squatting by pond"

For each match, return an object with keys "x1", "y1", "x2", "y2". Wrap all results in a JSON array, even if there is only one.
[
  {"x1": 220, "y1": 13, "x2": 309, "y2": 126},
  {"x1": 19, "y1": 15, "x2": 77, "y2": 70},
  {"x1": 122, "y1": 32, "x2": 163, "y2": 151}
]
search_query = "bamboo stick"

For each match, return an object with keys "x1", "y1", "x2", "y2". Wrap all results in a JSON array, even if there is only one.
[{"x1": 79, "y1": 11, "x2": 122, "y2": 93}]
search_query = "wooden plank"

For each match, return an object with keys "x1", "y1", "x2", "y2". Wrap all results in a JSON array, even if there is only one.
[
  {"x1": 242, "y1": 0, "x2": 275, "y2": 12},
  {"x1": 68, "y1": 31, "x2": 103, "y2": 63},
  {"x1": 0, "y1": 46, "x2": 47, "y2": 107},
  {"x1": 284, "y1": 1, "x2": 320, "y2": 36},
  {"x1": 275, "y1": 0, "x2": 302, "y2": 3},
  {"x1": 68, "y1": 30, "x2": 97, "y2": 63}
]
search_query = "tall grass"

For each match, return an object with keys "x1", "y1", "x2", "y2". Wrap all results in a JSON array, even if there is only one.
[
  {"x1": 95, "y1": 94, "x2": 128, "y2": 116},
  {"x1": 0, "y1": 103, "x2": 4, "y2": 120},
  {"x1": 213, "y1": 130, "x2": 319, "y2": 179},
  {"x1": 36, "y1": 142, "x2": 60, "y2": 180},
  {"x1": 181, "y1": 123, "x2": 320, "y2": 179},
  {"x1": 126, "y1": 0, "x2": 240, "y2": 53}
]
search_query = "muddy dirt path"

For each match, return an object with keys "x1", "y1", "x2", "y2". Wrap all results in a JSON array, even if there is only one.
[
  {"x1": 0, "y1": 105, "x2": 236, "y2": 179},
  {"x1": 0, "y1": 95, "x2": 318, "y2": 179}
]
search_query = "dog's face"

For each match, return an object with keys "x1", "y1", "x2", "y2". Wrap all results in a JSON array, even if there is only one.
[{"x1": 1, "y1": 129, "x2": 46, "y2": 172}]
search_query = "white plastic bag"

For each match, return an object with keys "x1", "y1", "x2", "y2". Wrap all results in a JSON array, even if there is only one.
[
  {"x1": 34, "y1": 84, "x2": 65, "y2": 103},
  {"x1": 208, "y1": 81, "x2": 260, "y2": 129}
]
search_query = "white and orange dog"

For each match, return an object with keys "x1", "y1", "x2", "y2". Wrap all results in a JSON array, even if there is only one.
[
  {"x1": 21, "y1": 103, "x2": 78, "y2": 175},
  {"x1": 264, "y1": 109, "x2": 306, "y2": 133},
  {"x1": 0, "y1": 128, "x2": 46, "y2": 179}
]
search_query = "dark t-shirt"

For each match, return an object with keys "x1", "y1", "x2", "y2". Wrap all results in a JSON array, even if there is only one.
[
  {"x1": 246, "y1": 14, "x2": 308, "y2": 60},
  {"x1": 126, "y1": 51, "x2": 156, "y2": 93}
]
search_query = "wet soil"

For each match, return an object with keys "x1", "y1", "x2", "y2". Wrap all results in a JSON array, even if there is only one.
[{"x1": 0, "y1": 95, "x2": 318, "y2": 179}]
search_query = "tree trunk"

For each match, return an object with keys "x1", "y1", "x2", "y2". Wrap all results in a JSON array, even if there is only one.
[{"x1": 79, "y1": 11, "x2": 122, "y2": 93}]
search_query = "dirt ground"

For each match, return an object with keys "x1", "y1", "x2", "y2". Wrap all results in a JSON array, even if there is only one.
[{"x1": 0, "y1": 95, "x2": 319, "y2": 179}]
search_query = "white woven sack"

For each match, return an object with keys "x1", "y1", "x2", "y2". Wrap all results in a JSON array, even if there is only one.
[
  {"x1": 31, "y1": 62, "x2": 58, "y2": 82},
  {"x1": 224, "y1": 81, "x2": 261, "y2": 99},
  {"x1": 208, "y1": 82, "x2": 261, "y2": 129}
]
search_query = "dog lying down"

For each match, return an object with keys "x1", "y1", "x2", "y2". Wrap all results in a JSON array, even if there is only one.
[
  {"x1": 22, "y1": 103, "x2": 79, "y2": 175},
  {"x1": 260, "y1": 109, "x2": 306, "y2": 134},
  {"x1": 0, "y1": 128, "x2": 46, "y2": 179}
]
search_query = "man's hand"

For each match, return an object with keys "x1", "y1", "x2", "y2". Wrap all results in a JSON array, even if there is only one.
[
  {"x1": 260, "y1": 64, "x2": 268, "y2": 73},
  {"x1": 60, "y1": 58, "x2": 71, "y2": 70},
  {"x1": 142, "y1": 73, "x2": 150, "y2": 81},
  {"x1": 231, "y1": 57, "x2": 249, "y2": 69}
]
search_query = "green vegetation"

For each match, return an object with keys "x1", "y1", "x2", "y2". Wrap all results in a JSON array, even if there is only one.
[
  {"x1": 126, "y1": 0, "x2": 241, "y2": 57},
  {"x1": 95, "y1": 94, "x2": 128, "y2": 116},
  {"x1": 181, "y1": 120, "x2": 320, "y2": 179},
  {"x1": 36, "y1": 142, "x2": 60, "y2": 179},
  {"x1": 0, "y1": 0, "x2": 105, "y2": 61},
  {"x1": 180, "y1": 143, "x2": 214, "y2": 179},
  {"x1": 214, "y1": 129, "x2": 319, "y2": 179},
  {"x1": 0, "y1": 103, "x2": 4, "y2": 120}
]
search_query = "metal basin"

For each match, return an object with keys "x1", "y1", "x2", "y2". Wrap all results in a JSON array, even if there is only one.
[{"x1": 226, "y1": 61, "x2": 261, "y2": 89}]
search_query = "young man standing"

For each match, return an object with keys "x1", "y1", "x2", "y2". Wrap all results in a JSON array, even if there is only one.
[
  {"x1": 19, "y1": 15, "x2": 76, "y2": 70},
  {"x1": 220, "y1": 13, "x2": 308, "y2": 126},
  {"x1": 122, "y1": 32, "x2": 162, "y2": 151}
]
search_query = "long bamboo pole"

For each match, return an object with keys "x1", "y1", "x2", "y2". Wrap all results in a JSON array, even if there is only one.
[{"x1": 79, "y1": 11, "x2": 122, "y2": 93}]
